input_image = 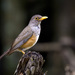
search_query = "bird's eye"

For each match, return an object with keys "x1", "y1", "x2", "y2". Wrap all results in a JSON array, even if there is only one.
[{"x1": 35, "y1": 17, "x2": 39, "y2": 20}]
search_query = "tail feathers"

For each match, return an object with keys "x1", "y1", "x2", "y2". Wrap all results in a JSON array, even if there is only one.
[
  {"x1": 7, "y1": 50, "x2": 15, "y2": 55},
  {"x1": 0, "y1": 48, "x2": 10, "y2": 60}
]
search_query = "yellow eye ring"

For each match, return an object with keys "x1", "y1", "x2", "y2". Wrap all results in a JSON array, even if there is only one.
[{"x1": 35, "y1": 17, "x2": 39, "y2": 20}]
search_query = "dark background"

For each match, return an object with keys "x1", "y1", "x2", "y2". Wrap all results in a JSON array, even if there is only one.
[{"x1": 0, "y1": 0, "x2": 75, "y2": 75}]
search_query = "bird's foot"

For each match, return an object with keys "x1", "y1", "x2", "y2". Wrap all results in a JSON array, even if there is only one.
[{"x1": 18, "y1": 49, "x2": 25, "y2": 54}]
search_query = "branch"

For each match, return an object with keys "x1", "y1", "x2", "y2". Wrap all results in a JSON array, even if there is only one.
[
  {"x1": 32, "y1": 37, "x2": 75, "y2": 52},
  {"x1": 32, "y1": 42, "x2": 60, "y2": 52},
  {"x1": 14, "y1": 51, "x2": 47, "y2": 75}
]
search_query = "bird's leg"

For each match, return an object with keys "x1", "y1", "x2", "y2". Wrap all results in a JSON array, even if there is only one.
[{"x1": 18, "y1": 49, "x2": 25, "y2": 54}]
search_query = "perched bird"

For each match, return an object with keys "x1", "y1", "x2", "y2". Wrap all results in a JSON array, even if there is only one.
[{"x1": 0, "y1": 15, "x2": 48, "y2": 59}]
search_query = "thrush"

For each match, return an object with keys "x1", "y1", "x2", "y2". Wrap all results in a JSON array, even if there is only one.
[{"x1": 0, "y1": 15, "x2": 48, "y2": 59}]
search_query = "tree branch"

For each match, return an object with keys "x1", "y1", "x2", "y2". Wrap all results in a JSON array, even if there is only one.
[
  {"x1": 14, "y1": 51, "x2": 47, "y2": 75},
  {"x1": 32, "y1": 42, "x2": 61, "y2": 52}
]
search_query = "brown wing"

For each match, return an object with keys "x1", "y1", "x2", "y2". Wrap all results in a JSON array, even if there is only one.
[{"x1": 11, "y1": 26, "x2": 33, "y2": 50}]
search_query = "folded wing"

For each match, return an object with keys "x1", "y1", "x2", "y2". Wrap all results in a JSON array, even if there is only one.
[{"x1": 11, "y1": 26, "x2": 33, "y2": 50}]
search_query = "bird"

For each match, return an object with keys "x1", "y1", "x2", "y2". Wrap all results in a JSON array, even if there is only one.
[{"x1": 0, "y1": 15, "x2": 48, "y2": 59}]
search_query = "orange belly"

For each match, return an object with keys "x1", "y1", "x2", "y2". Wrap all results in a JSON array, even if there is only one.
[{"x1": 21, "y1": 34, "x2": 37, "y2": 49}]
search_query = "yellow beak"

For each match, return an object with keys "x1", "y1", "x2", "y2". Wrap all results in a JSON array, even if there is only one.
[{"x1": 39, "y1": 16, "x2": 48, "y2": 21}]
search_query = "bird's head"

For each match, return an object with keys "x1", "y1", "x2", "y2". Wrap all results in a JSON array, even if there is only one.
[{"x1": 29, "y1": 15, "x2": 48, "y2": 26}]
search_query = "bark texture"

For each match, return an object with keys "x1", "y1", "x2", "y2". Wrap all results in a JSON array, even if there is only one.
[{"x1": 14, "y1": 51, "x2": 47, "y2": 75}]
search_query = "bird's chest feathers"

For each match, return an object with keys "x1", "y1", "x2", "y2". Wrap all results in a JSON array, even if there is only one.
[{"x1": 31, "y1": 25, "x2": 41, "y2": 36}]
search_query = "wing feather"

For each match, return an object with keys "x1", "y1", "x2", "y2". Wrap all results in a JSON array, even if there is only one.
[{"x1": 11, "y1": 26, "x2": 33, "y2": 50}]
